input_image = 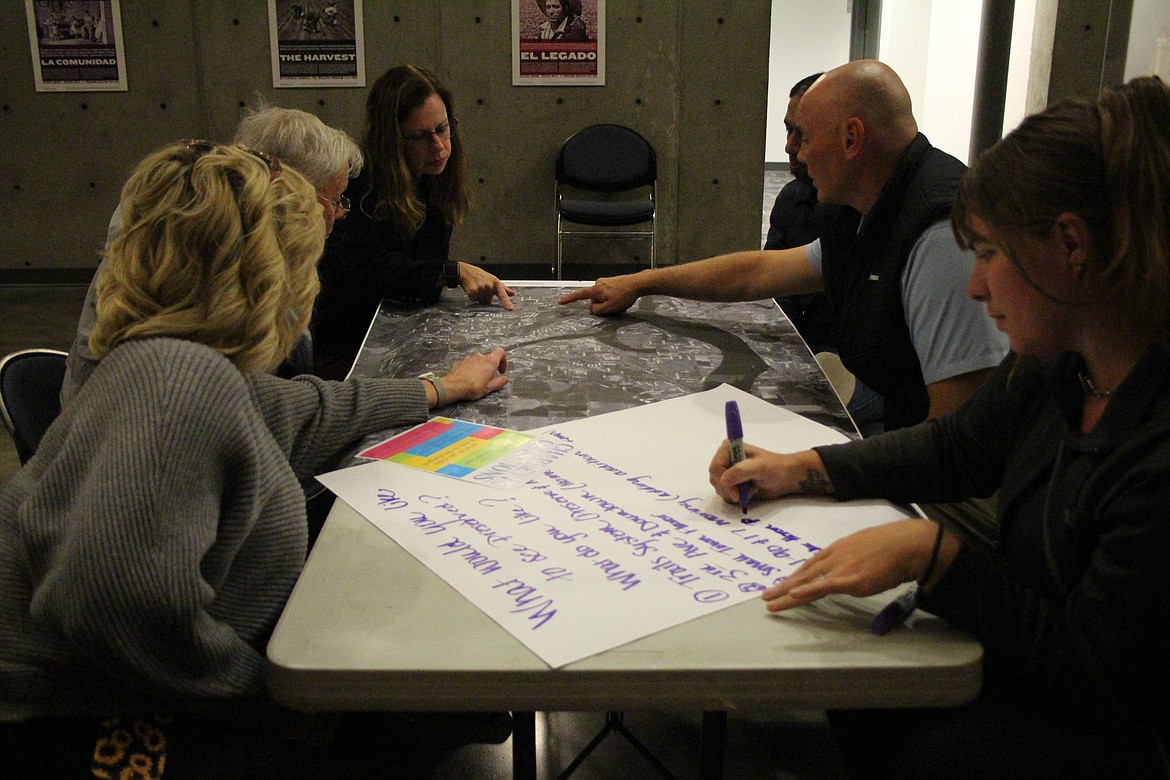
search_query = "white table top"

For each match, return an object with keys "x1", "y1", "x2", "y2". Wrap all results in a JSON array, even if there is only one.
[
  {"x1": 267, "y1": 291, "x2": 981, "y2": 713},
  {"x1": 267, "y1": 500, "x2": 981, "y2": 712}
]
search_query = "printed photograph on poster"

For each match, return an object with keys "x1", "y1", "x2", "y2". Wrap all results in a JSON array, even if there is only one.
[
  {"x1": 268, "y1": 0, "x2": 365, "y2": 88},
  {"x1": 25, "y1": 0, "x2": 127, "y2": 92},
  {"x1": 513, "y1": 0, "x2": 605, "y2": 86}
]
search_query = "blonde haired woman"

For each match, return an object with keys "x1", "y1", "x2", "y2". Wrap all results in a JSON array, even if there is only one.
[
  {"x1": 63, "y1": 105, "x2": 366, "y2": 402},
  {"x1": 0, "y1": 142, "x2": 508, "y2": 777}
]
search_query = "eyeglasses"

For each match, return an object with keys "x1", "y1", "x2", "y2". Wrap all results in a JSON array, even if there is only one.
[
  {"x1": 402, "y1": 119, "x2": 455, "y2": 145},
  {"x1": 317, "y1": 192, "x2": 351, "y2": 214},
  {"x1": 178, "y1": 139, "x2": 283, "y2": 180}
]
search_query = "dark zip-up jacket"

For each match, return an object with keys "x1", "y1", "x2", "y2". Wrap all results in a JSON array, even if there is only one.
[
  {"x1": 314, "y1": 169, "x2": 449, "y2": 371},
  {"x1": 817, "y1": 347, "x2": 1170, "y2": 770}
]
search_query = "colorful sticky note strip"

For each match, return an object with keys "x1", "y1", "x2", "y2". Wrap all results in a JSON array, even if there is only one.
[{"x1": 358, "y1": 418, "x2": 534, "y2": 480}]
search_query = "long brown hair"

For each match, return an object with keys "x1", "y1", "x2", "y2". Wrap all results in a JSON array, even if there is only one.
[
  {"x1": 361, "y1": 64, "x2": 470, "y2": 237},
  {"x1": 953, "y1": 76, "x2": 1170, "y2": 345}
]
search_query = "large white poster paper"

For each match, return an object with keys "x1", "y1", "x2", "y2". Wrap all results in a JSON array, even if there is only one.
[{"x1": 319, "y1": 385, "x2": 910, "y2": 668}]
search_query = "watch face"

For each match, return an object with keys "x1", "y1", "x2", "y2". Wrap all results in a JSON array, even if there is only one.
[{"x1": 444, "y1": 262, "x2": 460, "y2": 287}]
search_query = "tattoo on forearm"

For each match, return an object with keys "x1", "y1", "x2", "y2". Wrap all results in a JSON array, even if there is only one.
[{"x1": 798, "y1": 468, "x2": 832, "y2": 495}]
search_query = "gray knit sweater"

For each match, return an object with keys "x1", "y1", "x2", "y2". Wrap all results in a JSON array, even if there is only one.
[{"x1": 0, "y1": 338, "x2": 427, "y2": 720}]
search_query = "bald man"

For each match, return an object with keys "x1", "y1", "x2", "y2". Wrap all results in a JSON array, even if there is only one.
[{"x1": 560, "y1": 61, "x2": 1007, "y2": 433}]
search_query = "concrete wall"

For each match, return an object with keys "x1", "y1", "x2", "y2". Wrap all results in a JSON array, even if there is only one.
[
  {"x1": 764, "y1": 0, "x2": 1143, "y2": 164},
  {"x1": 0, "y1": 1, "x2": 772, "y2": 281},
  {"x1": 1004, "y1": 0, "x2": 1058, "y2": 134},
  {"x1": 1049, "y1": 0, "x2": 1133, "y2": 101}
]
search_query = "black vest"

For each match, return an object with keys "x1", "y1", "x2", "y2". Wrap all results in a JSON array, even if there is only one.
[{"x1": 819, "y1": 134, "x2": 967, "y2": 430}]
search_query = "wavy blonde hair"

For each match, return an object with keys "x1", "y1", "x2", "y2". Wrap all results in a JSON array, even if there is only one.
[{"x1": 91, "y1": 142, "x2": 325, "y2": 373}]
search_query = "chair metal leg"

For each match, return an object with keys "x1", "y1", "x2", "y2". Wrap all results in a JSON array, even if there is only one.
[
  {"x1": 556, "y1": 214, "x2": 563, "y2": 279},
  {"x1": 555, "y1": 216, "x2": 656, "y2": 276}
]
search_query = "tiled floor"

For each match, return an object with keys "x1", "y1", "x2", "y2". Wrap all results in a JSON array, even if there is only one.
[{"x1": 0, "y1": 171, "x2": 850, "y2": 779}]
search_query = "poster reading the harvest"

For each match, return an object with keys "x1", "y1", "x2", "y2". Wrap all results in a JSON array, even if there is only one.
[{"x1": 268, "y1": 0, "x2": 364, "y2": 87}]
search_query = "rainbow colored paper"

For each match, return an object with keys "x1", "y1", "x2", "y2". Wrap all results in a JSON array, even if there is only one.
[{"x1": 358, "y1": 417, "x2": 534, "y2": 479}]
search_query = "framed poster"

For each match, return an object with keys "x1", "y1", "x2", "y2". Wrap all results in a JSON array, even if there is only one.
[
  {"x1": 513, "y1": 0, "x2": 605, "y2": 86},
  {"x1": 268, "y1": 0, "x2": 365, "y2": 88},
  {"x1": 25, "y1": 0, "x2": 127, "y2": 92}
]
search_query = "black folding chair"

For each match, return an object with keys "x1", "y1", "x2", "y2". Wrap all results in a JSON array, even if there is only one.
[
  {"x1": 555, "y1": 123, "x2": 657, "y2": 278},
  {"x1": 0, "y1": 348, "x2": 68, "y2": 464}
]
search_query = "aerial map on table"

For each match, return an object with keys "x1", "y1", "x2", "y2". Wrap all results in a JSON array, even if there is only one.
[{"x1": 348, "y1": 285, "x2": 853, "y2": 437}]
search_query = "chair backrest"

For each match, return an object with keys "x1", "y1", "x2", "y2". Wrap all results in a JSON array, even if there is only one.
[
  {"x1": 0, "y1": 349, "x2": 68, "y2": 464},
  {"x1": 556, "y1": 124, "x2": 656, "y2": 192}
]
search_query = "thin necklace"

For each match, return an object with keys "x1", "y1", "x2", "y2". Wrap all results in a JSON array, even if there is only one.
[{"x1": 1078, "y1": 371, "x2": 1114, "y2": 399}]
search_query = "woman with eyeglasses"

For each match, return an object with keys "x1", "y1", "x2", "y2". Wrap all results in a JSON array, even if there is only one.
[
  {"x1": 314, "y1": 64, "x2": 516, "y2": 380},
  {"x1": 0, "y1": 141, "x2": 510, "y2": 777},
  {"x1": 709, "y1": 76, "x2": 1170, "y2": 777}
]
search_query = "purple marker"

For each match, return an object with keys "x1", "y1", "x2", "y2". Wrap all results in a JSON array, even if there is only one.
[
  {"x1": 724, "y1": 400, "x2": 750, "y2": 514},
  {"x1": 870, "y1": 585, "x2": 921, "y2": 635}
]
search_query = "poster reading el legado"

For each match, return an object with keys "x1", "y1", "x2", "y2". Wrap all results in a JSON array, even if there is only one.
[
  {"x1": 25, "y1": 0, "x2": 127, "y2": 92},
  {"x1": 513, "y1": 0, "x2": 605, "y2": 86},
  {"x1": 268, "y1": 0, "x2": 365, "y2": 88}
]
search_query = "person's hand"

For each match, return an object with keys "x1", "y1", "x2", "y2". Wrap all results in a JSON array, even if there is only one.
[
  {"x1": 759, "y1": 518, "x2": 943, "y2": 613},
  {"x1": 557, "y1": 275, "x2": 640, "y2": 315},
  {"x1": 708, "y1": 445, "x2": 833, "y2": 507},
  {"x1": 440, "y1": 347, "x2": 509, "y2": 402},
  {"x1": 459, "y1": 263, "x2": 516, "y2": 310}
]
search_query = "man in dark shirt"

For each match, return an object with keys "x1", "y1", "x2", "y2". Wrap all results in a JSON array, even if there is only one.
[{"x1": 766, "y1": 72, "x2": 834, "y2": 353}]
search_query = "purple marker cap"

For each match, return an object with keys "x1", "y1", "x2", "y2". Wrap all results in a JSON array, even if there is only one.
[
  {"x1": 724, "y1": 400, "x2": 743, "y2": 440},
  {"x1": 870, "y1": 586, "x2": 921, "y2": 635}
]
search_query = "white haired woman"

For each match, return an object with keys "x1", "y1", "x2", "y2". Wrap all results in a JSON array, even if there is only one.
[{"x1": 63, "y1": 105, "x2": 363, "y2": 401}]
